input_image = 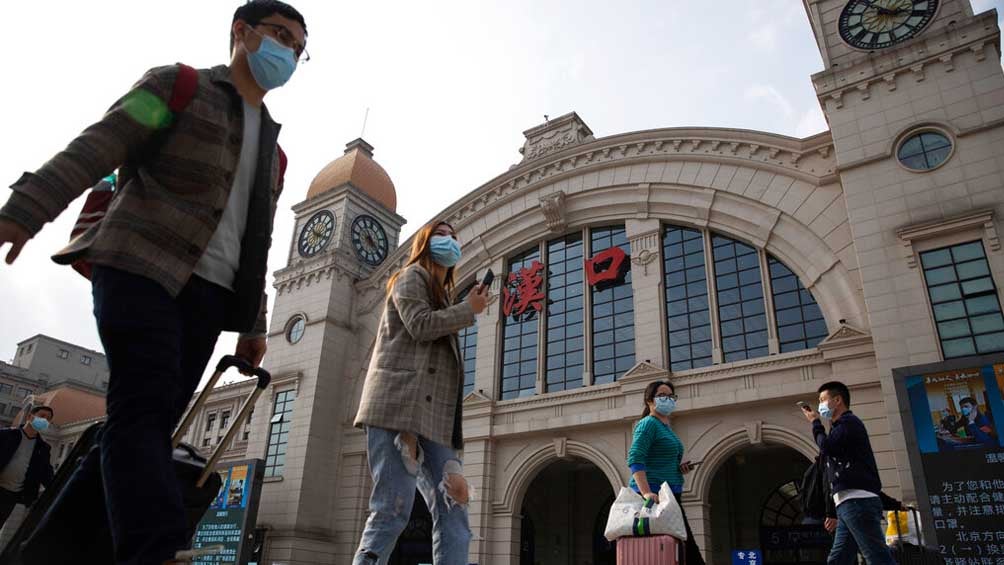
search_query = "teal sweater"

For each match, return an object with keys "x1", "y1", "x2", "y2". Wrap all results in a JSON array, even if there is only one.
[{"x1": 627, "y1": 415, "x2": 685, "y2": 494}]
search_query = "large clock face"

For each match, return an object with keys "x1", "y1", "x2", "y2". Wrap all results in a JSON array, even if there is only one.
[
  {"x1": 351, "y1": 215, "x2": 389, "y2": 266},
  {"x1": 297, "y1": 210, "x2": 335, "y2": 258},
  {"x1": 839, "y1": 0, "x2": 938, "y2": 50}
]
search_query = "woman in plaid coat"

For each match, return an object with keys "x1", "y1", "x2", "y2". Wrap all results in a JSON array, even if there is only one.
[{"x1": 353, "y1": 220, "x2": 490, "y2": 565}]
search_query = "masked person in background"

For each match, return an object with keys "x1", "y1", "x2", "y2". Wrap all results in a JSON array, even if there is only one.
[
  {"x1": 0, "y1": 406, "x2": 55, "y2": 529},
  {"x1": 627, "y1": 380, "x2": 705, "y2": 565},
  {"x1": 353, "y1": 221, "x2": 490, "y2": 565},
  {"x1": 803, "y1": 381, "x2": 894, "y2": 565},
  {"x1": 0, "y1": 1, "x2": 307, "y2": 562}
]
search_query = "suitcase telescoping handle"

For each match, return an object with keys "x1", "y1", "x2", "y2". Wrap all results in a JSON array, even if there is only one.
[{"x1": 172, "y1": 356, "x2": 272, "y2": 487}]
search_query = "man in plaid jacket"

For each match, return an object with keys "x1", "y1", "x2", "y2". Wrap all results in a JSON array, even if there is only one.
[{"x1": 0, "y1": 2, "x2": 308, "y2": 563}]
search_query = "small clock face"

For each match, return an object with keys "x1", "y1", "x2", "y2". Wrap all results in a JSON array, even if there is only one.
[
  {"x1": 838, "y1": 0, "x2": 938, "y2": 50},
  {"x1": 351, "y1": 215, "x2": 389, "y2": 266},
  {"x1": 298, "y1": 210, "x2": 335, "y2": 258}
]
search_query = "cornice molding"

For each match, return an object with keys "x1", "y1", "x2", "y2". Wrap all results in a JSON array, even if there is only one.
[
  {"x1": 897, "y1": 209, "x2": 999, "y2": 268},
  {"x1": 812, "y1": 13, "x2": 1000, "y2": 109}
]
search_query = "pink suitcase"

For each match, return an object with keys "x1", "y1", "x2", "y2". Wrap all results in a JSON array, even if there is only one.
[{"x1": 616, "y1": 535, "x2": 681, "y2": 565}]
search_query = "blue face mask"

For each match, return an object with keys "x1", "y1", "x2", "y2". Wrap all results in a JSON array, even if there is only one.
[
  {"x1": 245, "y1": 30, "x2": 297, "y2": 90},
  {"x1": 30, "y1": 417, "x2": 49, "y2": 432},
  {"x1": 654, "y1": 397, "x2": 676, "y2": 416},
  {"x1": 430, "y1": 235, "x2": 461, "y2": 267},
  {"x1": 818, "y1": 402, "x2": 832, "y2": 421},
  {"x1": 961, "y1": 406, "x2": 972, "y2": 416}
]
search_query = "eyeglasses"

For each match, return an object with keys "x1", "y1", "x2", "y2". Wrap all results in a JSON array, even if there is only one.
[
  {"x1": 655, "y1": 394, "x2": 678, "y2": 401},
  {"x1": 255, "y1": 22, "x2": 310, "y2": 64}
]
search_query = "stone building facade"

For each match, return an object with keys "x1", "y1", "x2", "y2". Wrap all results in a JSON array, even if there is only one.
[{"x1": 167, "y1": 1, "x2": 1003, "y2": 563}]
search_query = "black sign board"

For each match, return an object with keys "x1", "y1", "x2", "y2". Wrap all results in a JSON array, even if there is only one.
[
  {"x1": 893, "y1": 353, "x2": 1004, "y2": 565},
  {"x1": 191, "y1": 459, "x2": 266, "y2": 564}
]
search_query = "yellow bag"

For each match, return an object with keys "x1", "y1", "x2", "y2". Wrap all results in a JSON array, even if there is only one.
[{"x1": 885, "y1": 510, "x2": 919, "y2": 545}]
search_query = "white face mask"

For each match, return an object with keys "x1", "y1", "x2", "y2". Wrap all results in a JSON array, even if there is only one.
[{"x1": 818, "y1": 401, "x2": 832, "y2": 421}]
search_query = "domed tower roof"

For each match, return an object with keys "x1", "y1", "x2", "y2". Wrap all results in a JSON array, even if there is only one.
[{"x1": 306, "y1": 138, "x2": 397, "y2": 212}]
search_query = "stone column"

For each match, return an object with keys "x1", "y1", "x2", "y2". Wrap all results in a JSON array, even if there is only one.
[{"x1": 626, "y1": 218, "x2": 666, "y2": 368}]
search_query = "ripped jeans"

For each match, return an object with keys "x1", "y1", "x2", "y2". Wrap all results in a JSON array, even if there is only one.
[{"x1": 354, "y1": 427, "x2": 472, "y2": 565}]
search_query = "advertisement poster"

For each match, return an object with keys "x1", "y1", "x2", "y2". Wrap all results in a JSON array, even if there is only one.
[
  {"x1": 896, "y1": 357, "x2": 1004, "y2": 564},
  {"x1": 191, "y1": 459, "x2": 265, "y2": 564}
]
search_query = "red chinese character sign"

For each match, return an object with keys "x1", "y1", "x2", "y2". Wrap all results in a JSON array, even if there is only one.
[
  {"x1": 585, "y1": 246, "x2": 630, "y2": 290},
  {"x1": 502, "y1": 260, "x2": 546, "y2": 321}
]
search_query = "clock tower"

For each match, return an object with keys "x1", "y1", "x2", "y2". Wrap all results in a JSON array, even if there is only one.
[
  {"x1": 245, "y1": 138, "x2": 406, "y2": 560},
  {"x1": 803, "y1": 0, "x2": 1004, "y2": 502}
]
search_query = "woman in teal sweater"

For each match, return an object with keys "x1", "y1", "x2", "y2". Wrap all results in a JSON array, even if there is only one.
[{"x1": 627, "y1": 380, "x2": 705, "y2": 565}]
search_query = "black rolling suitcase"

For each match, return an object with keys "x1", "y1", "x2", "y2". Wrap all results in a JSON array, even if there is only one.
[
  {"x1": 888, "y1": 506, "x2": 946, "y2": 565},
  {"x1": 1, "y1": 356, "x2": 270, "y2": 565}
]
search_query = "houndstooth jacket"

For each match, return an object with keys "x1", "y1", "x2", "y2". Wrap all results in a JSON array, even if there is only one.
[{"x1": 354, "y1": 264, "x2": 476, "y2": 449}]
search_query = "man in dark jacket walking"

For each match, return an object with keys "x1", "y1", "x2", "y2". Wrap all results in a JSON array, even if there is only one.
[
  {"x1": 802, "y1": 381, "x2": 894, "y2": 565},
  {"x1": 0, "y1": 406, "x2": 55, "y2": 528}
]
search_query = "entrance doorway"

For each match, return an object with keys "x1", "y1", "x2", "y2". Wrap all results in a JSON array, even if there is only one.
[
  {"x1": 708, "y1": 444, "x2": 829, "y2": 565},
  {"x1": 520, "y1": 457, "x2": 615, "y2": 565}
]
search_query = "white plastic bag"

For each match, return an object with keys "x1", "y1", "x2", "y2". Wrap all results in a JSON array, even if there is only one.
[{"x1": 604, "y1": 482, "x2": 687, "y2": 541}]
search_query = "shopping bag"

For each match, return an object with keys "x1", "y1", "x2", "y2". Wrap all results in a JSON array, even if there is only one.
[
  {"x1": 886, "y1": 509, "x2": 920, "y2": 546},
  {"x1": 604, "y1": 482, "x2": 686, "y2": 541}
]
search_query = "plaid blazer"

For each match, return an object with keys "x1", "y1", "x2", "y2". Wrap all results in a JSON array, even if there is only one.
[
  {"x1": 354, "y1": 265, "x2": 476, "y2": 449},
  {"x1": 0, "y1": 65, "x2": 283, "y2": 334}
]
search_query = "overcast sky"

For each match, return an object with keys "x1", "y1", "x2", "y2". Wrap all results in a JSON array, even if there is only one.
[{"x1": 2, "y1": 1, "x2": 1001, "y2": 386}]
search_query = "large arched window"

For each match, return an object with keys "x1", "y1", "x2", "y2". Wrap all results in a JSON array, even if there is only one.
[{"x1": 662, "y1": 224, "x2": 828, "y2": 367}]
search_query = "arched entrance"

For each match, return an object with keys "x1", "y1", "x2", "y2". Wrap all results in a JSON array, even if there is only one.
[
  {"x1": 706, "y1": 444, "x2": 828, "y2": 565},
  {"x1": 519, "y1": 457, "x2": 616, "y2": 565}
]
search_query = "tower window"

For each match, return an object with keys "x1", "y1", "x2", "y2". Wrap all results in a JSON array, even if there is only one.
[
  {"x1": 921, "y1": 241, "x2": 1004, "y2": 359},
  {"x1": 897, "y1": 130, "x2": 953, "y2": 172}
]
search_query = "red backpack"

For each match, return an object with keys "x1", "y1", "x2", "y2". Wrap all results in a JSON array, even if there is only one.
[{"x1": 69, "y1": 64, "x2": 288, "y2": 279}]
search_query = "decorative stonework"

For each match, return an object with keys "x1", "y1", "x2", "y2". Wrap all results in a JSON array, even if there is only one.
[
  {"x1": 816, "y1": 323, "x2": 871, "y2": 350},
  {"x1": 621, "y1": 361, "x2": 668, "y2": 381},
  {"x1": 442, "y1": 132, "x2": 836, "y2": 228},
  {"x1": 631, "y1": 249, "x2": 659, "y2": 277},
  {"x1": 812, "y1": 13, "x2": 999, "y2": 110},
  {"x1": 896, "y1": 209, "x2": 999, "y2": 269},
  {"x1": 273, "y1": 252, "x2": 360, "y2": 296},
  {"x1": 629, "y1": 229, "x2": 661, "y2": 276},
  {"x1": 539, "y1": 191, "x2": 567, "y2": 233},
  {"x1": 745, "y1": 421, "x2": 763, "y2": 445},
  {"x1": 553, "y1": 437, "x2": 568, "y2": 459},
  {"x1": 519, "y1": 112, "x2": 594, "y2": 164}
]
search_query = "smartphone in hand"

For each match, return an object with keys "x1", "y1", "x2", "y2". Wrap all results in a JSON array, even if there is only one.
[
  {"x1": 481, "y1": 269, "x2": 495, "y2": 289},
  {"x1": 796, "y1": 401, "x2": 811, "y2": 412}
]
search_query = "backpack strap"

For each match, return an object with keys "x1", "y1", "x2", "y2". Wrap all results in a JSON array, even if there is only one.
[{"x1": 168, "y1": 64, "x2": 199, "y2": 113}]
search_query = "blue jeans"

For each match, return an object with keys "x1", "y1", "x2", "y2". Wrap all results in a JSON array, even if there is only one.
[
  {"x1": 354, "y1": 427, "x2": 472, "y2": 565},
  {"x1": 828, "y1": 497, "x2": 895, "y2": 565}
]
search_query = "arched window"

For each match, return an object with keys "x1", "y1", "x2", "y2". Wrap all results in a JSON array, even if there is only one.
[{"x1": 768, "y1": 257, "x2": 828, "y2": 353}]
